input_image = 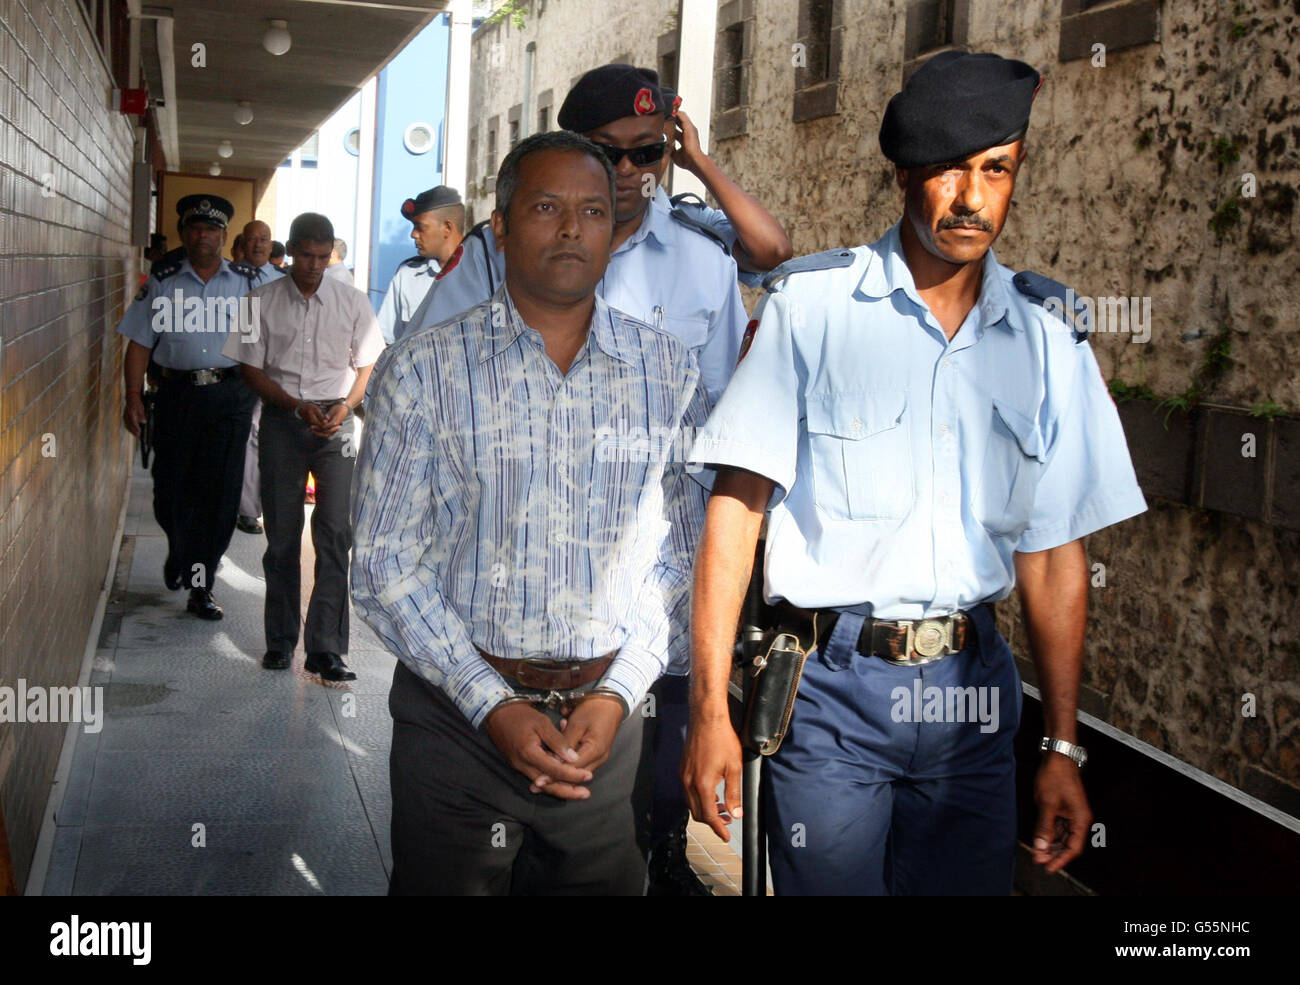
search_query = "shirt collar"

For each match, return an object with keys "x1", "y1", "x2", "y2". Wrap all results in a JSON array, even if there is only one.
[
  {"x1": 280, "y1": 271, "x2": 326, "y2": 305},
  {"x1": 856, "y1": 220, "x2": 1015, "y2": 334},
  {"x1": 479, "y1": 285, "x2": 634, "y2": 366},
  {"x1": 615, "y1": 185, "x2": 675, "y2": 254}
]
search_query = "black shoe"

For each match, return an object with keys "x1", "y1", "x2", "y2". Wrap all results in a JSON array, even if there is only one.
[
  {"x1": 304, "y1": 651, "x2": 356, "y2": 682},
  {"x1": 262, "y1": 649, "x2": 291, "y2": 670},
  {"x1": 237, "y1": 515, "x2": 263, "y2": 534},
  {"x1": 647, "y1": 819, "x2": 714, "y2": 896},
  {"x1": 186, "y1": 588, "x2": 223, "y2": 621},
  {"x1": 163, "y1": 557, "x2": 183, "y2": 591}
]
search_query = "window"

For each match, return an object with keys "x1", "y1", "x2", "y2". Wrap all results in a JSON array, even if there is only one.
[
  {"x1": 404, "y1": 122, "x2": 435, "y2": 155},
  {"x1": 713, "y1": 0, "x2": 754, "y2": 140},
  {"x1": 902, "y1": 0, "x2": 969, "y2": 82},
  {"x1": 657, "y1": 30, "x2": 679, "y2": 93},
  {"x1": 486, "y1": 116, "x2": 499, "y2": 176},
  {"x1": 508, "y1": 104, "x2": 522, "y2": 149},
  {"x1": 717, "y1": 24, "x2": 745, "y2": 110},
  {"x1": 468, "y1": 126, "x2": 479, "y2": 184},
  {"x1": 793, "y1": 0, "x2": 843, "y2": 122},
  {"x1": 300, "y1": 132, "x2": 319, "y2": 169},
  {"x1": 537, "y1": 106, "x2": 550, "y2": 133},
  {"x1": 1059, "y1": 0, "x2": 1160, "y2": 62}
]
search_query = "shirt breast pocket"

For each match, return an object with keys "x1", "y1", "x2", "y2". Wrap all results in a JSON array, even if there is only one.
[
  {"x1": 662, "y1": 313, "x2": 709, "y2": 350},
  {"x1": 805, "y1": 389, "x2": 912, "y2": 520},
  {"x1": 973, "y1": 399, "x2": 1046, "y2": 537}
]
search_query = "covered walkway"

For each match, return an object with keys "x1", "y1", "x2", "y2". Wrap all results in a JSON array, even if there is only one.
[{"x1": 32, "y1": 463, "x2": 744, "y2": 895}]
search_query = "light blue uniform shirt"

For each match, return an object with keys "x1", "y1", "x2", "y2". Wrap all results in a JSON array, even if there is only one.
[
  {"x1": 690, "y1": 221, "x2": 1147, "y2": 620},
  {"x1": 377, "y1": 255, "x2": 440, "y2": 344},
  {"x1": 351, "y1": 287, "x2": 709, "y2": 727},
  {"x1": 405, "y1": 186, "x2": 748, "y2": 404},
  {"x1": 254, "y1": 261, "x2": 284, "y2": 283},
  {"x1": 116, "y1": 257, "x2": 262, "y2": 369}
]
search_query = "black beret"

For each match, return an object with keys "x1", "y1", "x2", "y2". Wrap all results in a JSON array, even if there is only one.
[
  {"x1": 660, "y1": 86, "x2": 682, "y2": 117},
  {"x1": 879, "y1": 51, "x2": 1042, "y2": 168},
  {"x1": 401, "y1": 185, "x2": 462, "y2": 220},
  {"x1": 558, "y1": 64, "x2": 665, "y2": 133},
  {"x1": 176, "y1": 194, "x2": 234, "y2": 228}
]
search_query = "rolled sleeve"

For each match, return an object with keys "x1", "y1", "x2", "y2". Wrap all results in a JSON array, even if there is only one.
[
  {"x1": 376, "y1": 281, "x2": 400, "y2": 345},
  {"x1": 351, "y1": 292, "x2": 385, "y2": 368},
  {"x1": 349, "y1": 345, "x2": 514, "y2": 727},
  {"x1": 689, "y1": 290, "x2": 801, "y2": 505},
  {"x1": 221, "y1": 288, "x2": 266, "y2": 366},
  {"x1": 1017, "y1": 342, "x2": 1148, "y2": 553}
]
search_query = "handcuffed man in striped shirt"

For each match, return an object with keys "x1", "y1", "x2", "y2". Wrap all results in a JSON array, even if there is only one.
[{"x1": 350, "y1": 130, "x2": 709, "y2": 895}]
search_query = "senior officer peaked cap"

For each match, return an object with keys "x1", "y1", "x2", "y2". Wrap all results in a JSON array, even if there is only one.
[
  {"x1": 401, "y1": 185, "x2": 462, "y2": 221},
  {"x1": 879, "y1": 51, "x2": 1042, "y2": 168},
  {"x1": 176, "y1": 194, "x2": 235, "y2": 229},
  {"x1": 558, "y1": 64, "x2": 665, "y2": 133}
]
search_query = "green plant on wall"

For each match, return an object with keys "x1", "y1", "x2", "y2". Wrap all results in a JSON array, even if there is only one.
[
  {"x1": 484, "y1": 0, "x2": 528, "y2": 29},
  {"x1": 1250, "y1": 401, "x2": 1285, "y2": 419},
  {"x1": 1209, "y1": 196, "x2": 1242, "y2": 237}
]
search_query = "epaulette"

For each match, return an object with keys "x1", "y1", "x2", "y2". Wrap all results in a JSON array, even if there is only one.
[
  {"x1": 668, "y1": 193, "x2": 732, "y2": 254},
  {"x1": 401, "y1": 254, "x2": 427, "y2": 268},
  {"x1": 150, "y1": 254, "x2": 184, "y2": 282},
  {"x1": 761, "y1": 249, "x2": 856, "y2": 291},
  {"x1": 1013, "y1": 270, "x2": 1089, "y2": 343},
  {"x1": 230, "y1": 260, "x2": 261, "y2": 284}
]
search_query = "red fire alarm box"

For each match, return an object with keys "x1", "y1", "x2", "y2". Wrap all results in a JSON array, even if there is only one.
[{"x1": 117, "y1": 88, "x2": 148, "y2": 115}]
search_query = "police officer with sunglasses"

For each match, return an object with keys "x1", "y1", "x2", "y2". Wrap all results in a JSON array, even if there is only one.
[{"x1": 405, "y1": 64, "x2": 790, "y2": 406}]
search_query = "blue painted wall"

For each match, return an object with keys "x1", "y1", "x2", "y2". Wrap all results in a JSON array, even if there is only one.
[{"x1": 368, "y1": 14, "x2": 452, "y2": 311}]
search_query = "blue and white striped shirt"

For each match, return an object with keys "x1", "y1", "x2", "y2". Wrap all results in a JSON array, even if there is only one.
[{"x1": 350, "y1": 287, "x2": 709, "y2": 727}]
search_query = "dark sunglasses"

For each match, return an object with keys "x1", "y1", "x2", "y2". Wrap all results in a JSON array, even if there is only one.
[{"x1": 592, "y1": 139, "x2": 668, "y2": 168}]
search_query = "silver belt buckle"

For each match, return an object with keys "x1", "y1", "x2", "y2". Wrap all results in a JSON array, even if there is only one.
[
  {"x1": 898, "y1": 618, "x2": 953, "y2": 664},
  {"x1": 192, "y1": 368, "x2": 220, "y2": 386}
]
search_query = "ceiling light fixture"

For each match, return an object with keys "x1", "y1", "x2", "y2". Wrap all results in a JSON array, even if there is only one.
[
  {"x1": 217, "y1": 140, "x2": 234, "y2": 158},
  {"x1": 233, "y1": 101, "x2": 253, "y2": 125},
  {"x1": 208, "y1": 162, "x2": 222, "y2": 176},
  {"x1": 262, "y1": 19, "x2": 291, "y2": 56}
]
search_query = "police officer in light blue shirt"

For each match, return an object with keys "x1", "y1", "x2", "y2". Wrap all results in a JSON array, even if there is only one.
[
  {"x1": 377, "y1": 186, "x2": 465, "y2": 344},
  {"x1": 682, "y1": 52, "x2": 1148, "y2": 895},
  {"x1": 118, "y1": 193, "x2": 263, "y2": 621}
]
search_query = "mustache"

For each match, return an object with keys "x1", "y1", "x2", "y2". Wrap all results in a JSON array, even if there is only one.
[{"x1": 938, "y1": 215, "x2": 994, "y2": 232}]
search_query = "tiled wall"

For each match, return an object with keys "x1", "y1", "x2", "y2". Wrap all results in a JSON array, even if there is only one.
[{"x1": 0, "y1": 0, "x2": 135, "y2": 890}]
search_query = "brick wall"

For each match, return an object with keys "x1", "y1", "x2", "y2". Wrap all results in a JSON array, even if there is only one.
[{"x1": 0, "y1": 0, "x2": 135, "y2": 890}]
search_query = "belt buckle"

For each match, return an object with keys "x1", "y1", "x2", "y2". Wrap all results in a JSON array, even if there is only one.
[
  {"x1": 193, "y1": 369, "x2": 219, "y2": 386},
  {"x1": 514, "y1": 655, "x2": 580, "y2": 690},
  {"x1": 902, "y1": 618, "x2": 951, "y2": 663}
]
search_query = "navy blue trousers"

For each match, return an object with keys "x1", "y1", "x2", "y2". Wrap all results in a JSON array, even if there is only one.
[{"x1": 764, "y1": 606, "x2": 1021, "y2": 895}]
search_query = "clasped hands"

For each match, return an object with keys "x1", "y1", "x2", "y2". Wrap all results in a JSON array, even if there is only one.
[
  {"x1": 483, "y1": 693, "x2": 625, "y2": 801},
  {"x1": 295, "y1": 399, "x2": 349, "y2": 438}
]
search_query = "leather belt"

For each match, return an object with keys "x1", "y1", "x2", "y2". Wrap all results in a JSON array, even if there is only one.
[
  {"x1": 157, "y1": 366, "x2": 239, "y2": 386},
  {"x1": 781, "y1": 603, "x2": 978, "y2": 666},
  {"x1": 477, "y1": 650, "x2": 615, "y2": 690}
]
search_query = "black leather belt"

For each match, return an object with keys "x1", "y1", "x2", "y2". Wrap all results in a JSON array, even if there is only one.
[
  {"x1": 780, "y1": 602, "x2": 982, "y2": 666},
  {"x1": 156, "y1": 366, "x2": 239, "y2": 386}
]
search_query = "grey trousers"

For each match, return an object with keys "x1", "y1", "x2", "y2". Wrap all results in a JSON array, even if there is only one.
[
  {"x1": 387, "y1": 660, "x2": 653, "y2": 895},
  {"x1": 258, "y1": 403, "x2": 355, "y2": 654}
]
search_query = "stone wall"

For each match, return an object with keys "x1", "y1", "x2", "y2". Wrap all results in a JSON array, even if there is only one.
[{"x1": 462, "y1": 0, "x2": 1300, "y2": 814}]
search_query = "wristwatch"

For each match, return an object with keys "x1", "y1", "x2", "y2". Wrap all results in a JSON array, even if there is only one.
[{"x1": 1040, "y1": 736, "x2": 1087, "y2": 768}]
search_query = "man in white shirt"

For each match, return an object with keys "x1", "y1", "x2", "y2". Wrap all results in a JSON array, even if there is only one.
[
  {"x1": 324, "y1": 238, "x2": 354, "y2": 284},
  {"x1": 223, "y1": 213, "x2": 385, "y2": 681}
]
